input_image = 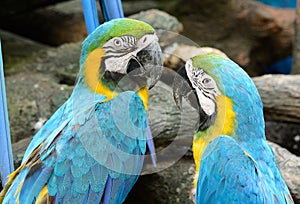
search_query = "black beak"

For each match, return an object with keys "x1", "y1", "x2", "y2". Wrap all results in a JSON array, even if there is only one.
[
  {"x1": 173, "y1": 65, "x2": 216, "y2": 131},
  {"x1": 173, "y1": 66, "x2": 199, "y2": 111},
  {"x1": 126, "y1": 40, "x2": 163, "y2": 90}
]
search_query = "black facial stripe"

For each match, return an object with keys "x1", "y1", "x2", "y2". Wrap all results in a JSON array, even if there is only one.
[
  {"x1": 201, "y1": 89, "x2": 215, "y2": 101},
  {"x1": 121, "y1": 36, "x2": 136, "y2": 47}
]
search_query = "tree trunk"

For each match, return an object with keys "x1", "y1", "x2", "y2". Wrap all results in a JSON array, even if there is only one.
[{"x1": 292, "y1": 0, "x2": 300, "y2": 74}]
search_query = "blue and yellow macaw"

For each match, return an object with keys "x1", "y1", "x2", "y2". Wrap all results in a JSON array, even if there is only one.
[
  {"x1": 173, "y1": 54, "x2": 294, "y2": 203},
  {"x1": 0, "y1": 18, "x2": 163, "y2": 203}
]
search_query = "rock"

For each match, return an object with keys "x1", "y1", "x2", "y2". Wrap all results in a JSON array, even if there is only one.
[
  {"x1": 0, "y1": 29, "x2": 49, "y2": 73},
  {"x1": 6, "y1": 72, "x2": 73, "y2": 142},
  {"x1": 125, "y1": 157, "x2": 195, "y2": 204},
  {"x1": 12, "y1": 137, "x2": 32, "y2": 167},
  {"x1": 123, "y1": 1, "x2": 160, "y2": 16},
  {"x1": 269, "y1": 142, "x2": 300, "y2": 203},
  {"x1": 2, "y1": 31, "x2": 77, "y2": 142},
  {"x1": 163, "y1": 44, "x2": 227, "y2": 70},
  {"x1": 266, "y1": 121, "x2": 300, "y2": 156},
  {"x1": 129, "y1": 9, "x2": 183, "y2": 33}
]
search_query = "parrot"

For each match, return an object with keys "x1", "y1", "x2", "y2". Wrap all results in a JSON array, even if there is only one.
[
  {"x1": 0, "y1": 18, "x2": 163, "y2": 204},
  {"x1": 173, "y1": 54, "x2": 294, "y2": 203}
]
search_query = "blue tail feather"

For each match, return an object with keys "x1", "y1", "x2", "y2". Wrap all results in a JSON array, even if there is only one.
[
  {"x1": 99, "y1": 0, "x2": 124, "y2": 22},
  {"x1": 82, "y1": 0, "x2": 100, "y2": 34},
  {"x1": 0, "y1": 40, "x2": 14, "y2": 188},
  {"x1": 102, "y1": 175, "x2": 113, "y2": 204}
]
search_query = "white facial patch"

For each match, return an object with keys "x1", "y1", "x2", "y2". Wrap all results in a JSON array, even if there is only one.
[
  {"x1": 196, "y1": 88, "x2": 216, "y2": 116},
  {"x1": 185, "y1": 59, "x2": 221, "y2": 116},
  {"x1": 103, "y1": 34, "x2": 158, "y2": 74}
]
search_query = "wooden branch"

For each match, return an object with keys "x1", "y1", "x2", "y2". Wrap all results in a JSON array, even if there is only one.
[
  {"x1": 162, "y1": 0, "x2": 295, "y2": 75},
  {"x1": 253, "y1": 74, "x2": 300, "y2": 123}
]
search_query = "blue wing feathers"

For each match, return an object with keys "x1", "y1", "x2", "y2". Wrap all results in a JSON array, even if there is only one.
[
  {"x1": 23, "y1": 100, "x2": 72, "y2": 163},
  {"x1": 3, "y1": 168, "x2": 29, "y2": 203},
  {"x1": 2, "y1": 91, "x2": 149, "y2": 203},
  {"x1": 85, "y1": 187, "x2": 102, "y2": 203},
  {"x1": 20, "y1": 167, "x2": 52, "y2": 204}
]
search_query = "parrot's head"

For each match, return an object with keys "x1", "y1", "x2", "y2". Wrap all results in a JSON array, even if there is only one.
[
  {"x1": 173, "y1": 53, "x2": 264, "y2": 137},
  {"x1": 173, "y1": 54, "x2": 264, "y2": 192},
  {"x1": 79, "y1": 18, "x2": 163, "y2": 107},
  {"x1": 173, "y1": 54, "x2": 239, "y2": 135}
]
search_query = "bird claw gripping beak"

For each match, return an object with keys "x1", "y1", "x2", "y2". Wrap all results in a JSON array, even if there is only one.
[{"x1": 127, "y1": 40, "x2": 163, "y2": 90}]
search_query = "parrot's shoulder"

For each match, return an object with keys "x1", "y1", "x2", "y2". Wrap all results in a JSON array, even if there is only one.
[{"x1": 197, "y1": 135, "x2": 293, "y2": 204}]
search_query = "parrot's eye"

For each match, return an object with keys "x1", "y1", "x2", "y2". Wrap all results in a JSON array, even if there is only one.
[
  {"x1": 202, "y1": 78, "x2": 211, "y2": 84},
  {"x1": 114, "y1": 39, "x2": 122, "y2": 47}
]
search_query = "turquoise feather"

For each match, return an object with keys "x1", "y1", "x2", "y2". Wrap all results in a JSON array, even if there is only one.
[
  {"x1": 1, "y1": 18, "x2": 159, "y2": 204},
  {"x1": 190, "y1": 54, "x2": 294, "y2": 204}
]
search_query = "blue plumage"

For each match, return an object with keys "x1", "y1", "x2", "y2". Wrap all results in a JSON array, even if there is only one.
[
  {"x1": 99, "y1": 0, "x2": 124, "y2": 22},
  {"x1": 1, "y1": 18, "x2": 162, "y2": 203},
  {"x1": 175, "y1": 54, "x2": 294, "y2": 203},
  {"x1": 197, "y1": 136, "x2": 291, "y2": 204},
  {"x1": 2, "y1": 90, "x2": 150, "y2": 204},
  {"x1": 0, "y1": 41, "x2": 14, "y2": 187},
  {"x1": 82, "y1": 0, "x2": 100, "y2": 34}
]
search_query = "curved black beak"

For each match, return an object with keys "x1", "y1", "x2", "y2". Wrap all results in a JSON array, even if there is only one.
[
  {"x1": 173, "y1": 66, "x2": 217, "y2": 131},
  {"x1": 126, "y1": 40, "x2": 163, "y2": 90},
  {"x1": 173, "y1": 66, "x2": 199, "y2": 111}
]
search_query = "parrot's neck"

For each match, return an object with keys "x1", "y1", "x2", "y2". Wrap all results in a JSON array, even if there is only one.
[
  {"x1": 192, "y1": 91, "x2": 265, "y2": 188},
  {"x1": 192, "y1": 94, "x2": 235, "y2": 187}
]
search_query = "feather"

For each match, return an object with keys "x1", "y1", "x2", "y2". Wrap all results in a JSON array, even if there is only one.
[
  {"x1": 99, "y1": 0, "x2": 124, "y2": 22},
  {"x1": 81, "y1": 0, "x2": 100, "y2": 34},
  {"x1": 20, "y1": 167, "x2": 52, "y2": 204},
  {"x1": 85, "y1": 187, "x2": 102, "y2": 203},
  {"x1": 103, "y1": 175, "x2": 113, "y2": 204},
  {"x1": 0, "y1": 40, "x2": 14, "y2": 186}
]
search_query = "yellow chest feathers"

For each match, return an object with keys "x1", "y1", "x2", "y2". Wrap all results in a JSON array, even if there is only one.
[{"x1": 192, "y1": 94, "x2": 236, "y2": 187}]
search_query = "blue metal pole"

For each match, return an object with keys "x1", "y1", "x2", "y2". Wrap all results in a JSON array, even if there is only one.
[
  {"x1": 0, "y1": 41, "x2": 14, "y2": 188},
  {"x1": 82, "y1": 0, "x2": 100, "y2": 34},
  {"x1": 99, "y1": 0, "x2": 124, "y2": 22}
]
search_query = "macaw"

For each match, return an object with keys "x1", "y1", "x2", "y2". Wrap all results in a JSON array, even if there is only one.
[
  {"x1": 0, "y1": 18, "x2": 163, "y2": 204},
  {"x1": 173, "y1": 54, "x2": 294, "y2": 203}
]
